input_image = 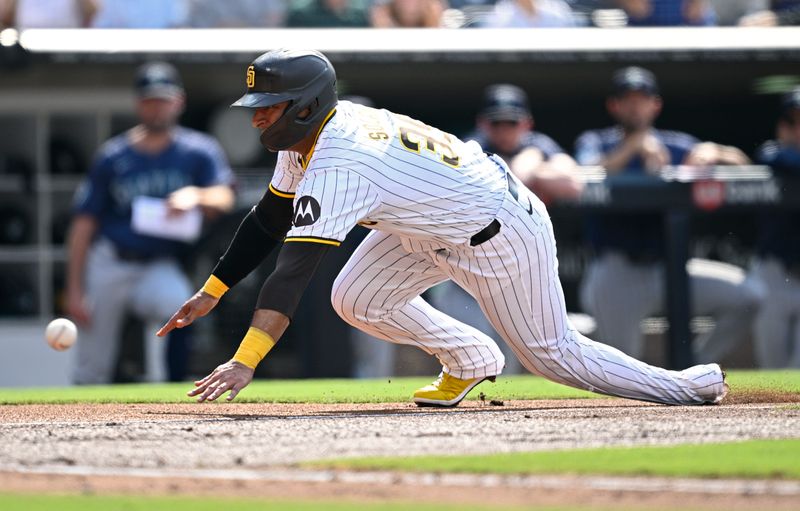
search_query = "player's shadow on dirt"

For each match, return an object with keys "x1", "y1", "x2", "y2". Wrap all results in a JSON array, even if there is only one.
[
  {"x1": 142, "y1": 390, "x2": 798, "y2": 422},
  {"x1": 142, "y1": 400, "x2": 660, "y2": 421}
]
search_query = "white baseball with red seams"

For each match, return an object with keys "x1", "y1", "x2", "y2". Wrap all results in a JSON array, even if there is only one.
[{"x1": 45, "y1": 318, "x2": 77, "y2": 351}]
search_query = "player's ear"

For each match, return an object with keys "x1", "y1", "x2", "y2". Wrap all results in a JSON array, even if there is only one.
[
  {"x1": 522, "y1": 117, "x2": 533, "y2": 131},
  {"x1": 173, "y1": 93, "x2": 187, "y2": 115},
  {"x1": 652, "y1": 96, "x2": 663, "y2": 116},
  {"x1": 605, "y1": 97, "x2": 618, "y2": 117}
]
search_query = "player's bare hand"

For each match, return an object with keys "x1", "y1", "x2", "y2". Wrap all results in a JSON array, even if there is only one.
[
  {"x1": 684, "y1": 142, "x2": 723, "y2": 166},
  {"x1": 685, "y1": 142, "x2": 751, "y2": 167},
  {"x1": 188, "y1": 360, "x2": 254, "y2": 402},
  {"x1": 65, "y1": 287, "x2": 92, "y2": 326},
  {"x1": 166, "y1": 186, "x2": 201, "y2": 216},
  {"x1": 157, "y1": 290, "x2": 219, "y2": 337},
  {"x1": 640, "y1": 134, "x2": 670, "y2": 173}
]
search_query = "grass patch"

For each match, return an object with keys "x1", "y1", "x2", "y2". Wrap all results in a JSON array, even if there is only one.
[
  {"x1": 727, "y1": 370, "x2": 800, "y2": 393},
  {"x1": 0, "y1": 370, "x2": 797, "y2": 405},
  {"x1": 312, "y1": 439, "x2": 800, "y2": 480},
  {"x1": 0, "y1": 375, "x2": 595, "y2": 405}
]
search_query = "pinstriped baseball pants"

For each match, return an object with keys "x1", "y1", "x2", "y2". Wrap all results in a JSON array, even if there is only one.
[{"x1": 331, "y1": 185, "x2": 727, "y2": 405}]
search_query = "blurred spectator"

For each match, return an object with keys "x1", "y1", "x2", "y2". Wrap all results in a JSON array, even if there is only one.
[
  {"x1": 567, "y1": 0, "x2": 611, "y2": 26},
  {"x1": 92, "y1": 0, "x2": 188, "y2": 28},
  {"x1": 186, "y1": 0, "x2": 286, "y2": 28},
  {"x1": 370, "y1": 0, "x2": 447, "y2": 27},
  {"x1": 428, "y1": 84, "x2": 583, "y2": 375},
  {"x1": 574, "y1": 66, "x2": 760, "y2": 363},
  {"x1": 748, "y1": 87, "x2": 800, "y2": 367},
  {"x1": 445, "y1": 0, "x2": 498, "y2": 27},
  {"x1": 448, "y1": 0, "x2": 497, "y2": 6},
  {"x1": 1, "y1": 0, "x2": 97, "y2": 29},
  {"x1": 616, "y1": 0, "x2": 716, "y2": 26},
  {"x1": 66, "y1": 61, "x2": 235, "y2": 384},
  {"x1": 288, "y1": 0, "x2": 370, "y2": 27},
  {"x1": 482, "y1": 0, "x2": 577, "y2": 27},
  {"x1": 710, "y1": 0, "x2": 766, "y2": 25},
  {"x1": 738, "y1": 0, "x2": 800, "y2": 25}
]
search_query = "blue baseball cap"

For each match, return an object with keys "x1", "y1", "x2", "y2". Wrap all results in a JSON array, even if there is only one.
[
  {"x1": 480, "y1": 84, "x2": 531, "y2": 122},
  {"x1": 612, "y1": 66, "x2": 659, "y2": 97},
  {"x1": 135, "y1": 61, "x2": 184, "y2": 99},
  {"x1": 781, "y1": 86, "x2": 800, "y2": 116}
]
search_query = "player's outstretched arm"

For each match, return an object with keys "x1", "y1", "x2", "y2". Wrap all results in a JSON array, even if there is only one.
[
  {"x1": 157, "y1": 186, "x2": 294, "y2": 339},
  {"x1": 209, "y1": 187, "x2": 294, "y2": 290}
]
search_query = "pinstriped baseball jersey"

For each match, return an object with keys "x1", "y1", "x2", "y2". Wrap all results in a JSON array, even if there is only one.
[
  {"x1": 270, "y1": 100, "x2": 508, "y2": 247},
  {"x1": 268, "y1": 100, "x2": 727, "y2": 406}
]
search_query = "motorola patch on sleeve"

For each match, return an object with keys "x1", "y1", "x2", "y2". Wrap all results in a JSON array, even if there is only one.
[{"x1": 293, "y1": 196, "x2": 321, "y2": 226}]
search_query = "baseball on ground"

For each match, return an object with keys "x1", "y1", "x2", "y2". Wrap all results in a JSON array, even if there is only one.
[{"x1": 45, "y1": 318, "x2": 78, "y2": 351}]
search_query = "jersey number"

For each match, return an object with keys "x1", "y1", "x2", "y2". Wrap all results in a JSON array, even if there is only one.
[{"x1": 394, "y1": 114, "x2": 461, "y2": 168}]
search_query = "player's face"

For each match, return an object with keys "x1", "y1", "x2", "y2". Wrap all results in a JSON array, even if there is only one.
[
  {"x1": 251, "y1": 101, "x2": 290, "y2": 132},
  {"x1": 136, "y1": 96, "x2": 184, "y2": 133},
  {"x1": 608, "y1": 92, "x2": 662, "y2": 132},
  {"x1": 779, "y1": 110, "x2": 800, "y2": 147},
  {"x1": 480, "y1": 117, "x2": 532, "y2": 155}
]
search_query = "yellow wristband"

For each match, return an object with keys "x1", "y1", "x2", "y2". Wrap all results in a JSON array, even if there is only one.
[
  {"x1": 202, "y1": 275, "x2": 229, "y2": 299},
  {"x1": 233, "y1": 327, "x2": 276, "y2": 369}
]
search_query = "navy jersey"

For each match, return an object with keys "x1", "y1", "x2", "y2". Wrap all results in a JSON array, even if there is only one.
[
  {"x1": 624, "y1": 0, "x2": 716, "y2": 26},
  {"x1": 468, "y1": 130, "x2": 565, "y2": 163},
  {"x1": 73, "y1": 127, "x2": 234, "y2": 258},
  {"x1": 574, "y1": 127, "x2": 698, "y2": 260},
  {"x1": 755, "y1": 140, "x2": 800, "y2": 266}
]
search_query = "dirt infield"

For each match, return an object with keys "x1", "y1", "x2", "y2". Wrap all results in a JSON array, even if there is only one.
[{"x1": 1, "y1": 396, "x2": 799, "y2": 509}]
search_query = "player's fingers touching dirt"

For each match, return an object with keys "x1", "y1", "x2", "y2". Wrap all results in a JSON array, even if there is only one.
[{"x1": 188, "y1": 360, "x2": 254, "y2": 403}]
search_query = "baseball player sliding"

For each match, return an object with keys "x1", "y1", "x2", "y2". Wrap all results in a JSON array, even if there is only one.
[{"x1": 158, "y1": 49, "x2": 728, "y2": 407}]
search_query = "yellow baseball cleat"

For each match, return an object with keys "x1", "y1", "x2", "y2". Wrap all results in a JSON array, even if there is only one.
[{"x1": 413, "y1": 372, "x2": 496, "y2": 407}]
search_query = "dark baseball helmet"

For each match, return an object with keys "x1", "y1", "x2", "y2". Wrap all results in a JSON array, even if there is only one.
[{"x1": 232, "y1": 49, "x2": 338, "y2": 151}]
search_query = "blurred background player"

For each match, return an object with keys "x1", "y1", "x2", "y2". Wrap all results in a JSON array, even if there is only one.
[
  {"x1": 574, "y1": 66, "x2": 761, "y2": 363},
  {"x1": 748, "y1": 87, "x2": 800, "y2": 367},
  {"x1": 468, "y1": 84, "x2": 584, "y2": 203},
  {"x1": 66, "y1": 61, "x2": 235, "y2": 384}
]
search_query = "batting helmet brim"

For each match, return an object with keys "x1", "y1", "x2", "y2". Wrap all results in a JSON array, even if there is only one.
[{"x1": 231, "y1": 91, "x2": 295, "y2": 108}]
